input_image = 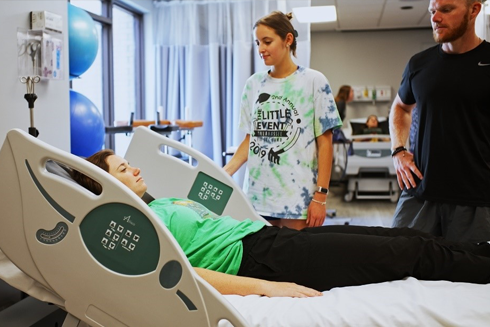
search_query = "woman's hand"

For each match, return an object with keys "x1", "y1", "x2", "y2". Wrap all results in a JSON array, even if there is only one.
[
  {"x1": 223, "y1": 134, "x2": 250, "y2": 176},
  {"x1": 195, "y1": 268, "x2": 323, "y2": 298},
  {"x1": 306, "y1": 198, "x2": 327, "y2": 227},
  {"x1": 260, "y1": 280, "x2": 323, "y2": 298}
]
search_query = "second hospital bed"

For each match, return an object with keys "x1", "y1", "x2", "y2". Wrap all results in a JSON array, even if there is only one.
[
  {"x1": 1, "y1": 127, "x2": 490, "y2": 327},
  {"x1": 336, "y1": 117, "x2": 399, "y2": 202}
]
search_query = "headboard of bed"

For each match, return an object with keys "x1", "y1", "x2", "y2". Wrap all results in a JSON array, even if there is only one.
[
  {"x1": 0, "y1": 129, "x2": 248, "y2": 327},
  {"x1": 350, "y1": 117, "x2": 389, "y2": 135},
  {"x1": 125, "y1": 127, "x2": 269, "y2": 224}
]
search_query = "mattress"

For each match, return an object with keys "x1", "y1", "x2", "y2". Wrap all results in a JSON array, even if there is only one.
[{"x1": 221, "y1": 277, "x2": 490, "y2": 327}]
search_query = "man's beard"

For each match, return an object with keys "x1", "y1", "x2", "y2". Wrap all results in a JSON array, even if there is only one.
[{"x1": 433, "y1": 12, "x2": 469, "y2": 43}]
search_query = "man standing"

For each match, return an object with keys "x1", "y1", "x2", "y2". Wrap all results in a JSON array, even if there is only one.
[{"x1": 389, "y1": 0, "x2": 490, "y2": 243}]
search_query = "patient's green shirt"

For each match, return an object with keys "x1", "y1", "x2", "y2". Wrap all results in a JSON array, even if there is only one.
[{"x1": 148, "y1": 198, "x2": 265, "y2": 275}]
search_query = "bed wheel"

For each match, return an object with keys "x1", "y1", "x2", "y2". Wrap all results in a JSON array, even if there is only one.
[{"x1": 344, "y1": 191, "x2": 354, "y2": 202}]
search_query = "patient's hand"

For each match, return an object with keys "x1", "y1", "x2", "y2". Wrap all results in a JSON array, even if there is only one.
[
  {"x1": 261, "y1": 280, "x2": 323, "y2": 298},
  {"x1": 195, "y1": 268, "x2": 323, "y2": 298}
]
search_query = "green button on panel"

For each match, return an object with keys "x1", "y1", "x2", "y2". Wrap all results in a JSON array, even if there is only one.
[{"x1": 80, "y1": 203, "x2": 160, "y2": 275}]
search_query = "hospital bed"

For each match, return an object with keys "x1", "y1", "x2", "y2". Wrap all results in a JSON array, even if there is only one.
[
  {"x1": 1, "y1": 127, "x2": 490, "y2": 327},
  {"x1": 342, "y1": 117, "x2": 399, "y2": 202}
]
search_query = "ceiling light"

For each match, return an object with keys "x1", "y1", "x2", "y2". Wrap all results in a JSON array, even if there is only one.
[{"x1": 292, "y1": 6, "x2": 337, "y2": 23}]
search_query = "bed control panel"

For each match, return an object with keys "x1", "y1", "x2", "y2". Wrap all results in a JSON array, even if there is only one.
[
  {"x1": 80, "y1": 203, "x2": 160, "y2": 275},
  {"x1": 187, "y1": 172, "x2": 233, "y2": 215},
  {"x1": 101, "y1": 221, "x2": 140, "y2": 252}
]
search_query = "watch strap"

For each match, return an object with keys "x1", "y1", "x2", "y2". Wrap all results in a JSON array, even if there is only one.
[{"x1": 391, "y1": 146, "x2": 407, "y2": 157}]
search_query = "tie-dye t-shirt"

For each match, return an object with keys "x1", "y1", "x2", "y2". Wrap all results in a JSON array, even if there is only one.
[
  {"x1": 148, "y1": 198, "x2": 265, "y2": 275},
  {"x1": 239, "y1": 66, "x2": 342, "y2": 219}
]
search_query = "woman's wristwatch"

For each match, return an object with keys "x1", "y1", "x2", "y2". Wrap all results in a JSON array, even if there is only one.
[{"x1": 316, "y1": 186, "x2": 329, "y2": 194}]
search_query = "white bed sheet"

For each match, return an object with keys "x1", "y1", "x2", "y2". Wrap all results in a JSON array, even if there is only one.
[{"x1": 221, "y1": 277, "x2": 490, "y2": 327}]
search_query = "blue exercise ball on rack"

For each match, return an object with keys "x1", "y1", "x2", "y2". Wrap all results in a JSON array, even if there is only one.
[
  {"x1": 68, "y1": 3, "x2": 99, "y2": 78},
  {"x1": 70, "y1": 90, "x2": 105, "y2": 157}
]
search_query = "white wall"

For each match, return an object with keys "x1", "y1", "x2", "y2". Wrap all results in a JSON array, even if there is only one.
[
  {"x1": 310, "y1": 29, "x2": 434, "y2": 123},
  {"x1": 0, "y1": 1, "x2": 70, "y2": 150}
]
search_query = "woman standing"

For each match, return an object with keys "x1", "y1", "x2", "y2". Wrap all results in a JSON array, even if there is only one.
[
  {"x1": 224, "y1": 11, "x2": 342, "y2": 229},
  {"x1": 334, "y1": 85, "x2": 354, "y2": 122}
]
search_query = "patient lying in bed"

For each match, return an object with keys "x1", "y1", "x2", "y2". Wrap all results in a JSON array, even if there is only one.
[
  {"x1": 353, "y1": 115, "x2": 390, "y2": 142},
  {"x1": 71, "y1": 149, "x2": 490, "y2": 298}
]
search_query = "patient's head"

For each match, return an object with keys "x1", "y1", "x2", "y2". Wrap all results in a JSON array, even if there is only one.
[
  {"x1": 365, "y1": 115, "x2": 379, "y2": 129},
  {"x1": 72, "y1": 149, "x2": 147, "y2": 198}
]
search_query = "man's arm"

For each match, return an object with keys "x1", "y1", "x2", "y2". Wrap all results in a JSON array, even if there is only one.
[
  {"x1": 194, "y1": 268, "x2": 323, "y2": 298},
  {"x1": 389, "y1": 94, "x2": 414, "y2": 150},
  {"x1": 223, "y1": 134, "x2": 250, "y2": 176},
  {"x1": 389, "y1": 94, "x2": 423, "y2": 189}
]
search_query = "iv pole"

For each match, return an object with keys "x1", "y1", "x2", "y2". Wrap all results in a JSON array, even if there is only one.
[{"x1": 20, "y1": 75, "x2": 40, "y2": 137}]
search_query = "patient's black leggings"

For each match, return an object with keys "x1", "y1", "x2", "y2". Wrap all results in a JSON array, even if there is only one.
[{"x1": 237, "y1": 225, "x2": 490, "y2": 291}]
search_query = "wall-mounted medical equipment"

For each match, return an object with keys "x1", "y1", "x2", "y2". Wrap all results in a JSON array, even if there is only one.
[
  {"x1": 30, "y1": 11, "x2": 63, "y2": 33},
  {"x1": 352, "y1": 85, "x2": 391, "y2": 103},
  {"x1": 17, "y1": 28, "x2": 63, "y2": 80},
  {"x1": 16, "y1": 11, "x2": 64, "y2": 138}
]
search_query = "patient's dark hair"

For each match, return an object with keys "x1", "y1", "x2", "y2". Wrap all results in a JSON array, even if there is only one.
[{"x1": 71, "y1": 149, "x2": 114, "y2": 195}]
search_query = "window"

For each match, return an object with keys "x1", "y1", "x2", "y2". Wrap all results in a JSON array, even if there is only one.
[{"x1": 70, "y1": 0, "x2": 144, "y2": 155}]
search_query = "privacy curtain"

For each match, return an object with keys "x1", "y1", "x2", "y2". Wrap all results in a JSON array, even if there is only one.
[{"x1": 153, "y1": 0, "x2": 311, "y2": 173}]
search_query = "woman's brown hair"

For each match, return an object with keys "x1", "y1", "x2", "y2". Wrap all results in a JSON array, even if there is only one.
[
  {"x1": 254, "y1": 11, "x2": 298, "y2": 57},
  {"x1": 71, "y1": 149, "x2": 114, "y2": 195},
  {"x1": 335, "y1": 85, "x2": 352, "y2": 102}
]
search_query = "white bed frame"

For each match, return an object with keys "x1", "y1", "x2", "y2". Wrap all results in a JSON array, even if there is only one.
[
  {"x1": 1, "y1": 127, "x2": 490, "y2": 327},
  {"x1": 0, "y1": 128, "x2": 249, "y2": 327},
  {"x1": 342, "y1": 117, "x2": 399, "y2": 202}
]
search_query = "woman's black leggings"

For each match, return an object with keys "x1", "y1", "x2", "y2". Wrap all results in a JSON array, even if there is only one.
[{"x1": 237, "y1": 225, "x2": 490, "y2": 291}]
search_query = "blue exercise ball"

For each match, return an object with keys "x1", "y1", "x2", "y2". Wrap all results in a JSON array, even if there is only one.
[
  {"x1": 68, "y1": 3, "x2": 99, "y2": 78},
  {"x1": 70, "y1": 90, "x2": 105, "y2": 157}
]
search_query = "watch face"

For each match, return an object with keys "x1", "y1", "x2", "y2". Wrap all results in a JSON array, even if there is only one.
[{"x1": 317, "y1": 187, "x2": 328, "y2": 194}]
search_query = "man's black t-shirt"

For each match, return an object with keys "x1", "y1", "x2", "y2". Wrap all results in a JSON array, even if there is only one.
[{"x1": 398, "y1": 41, "x2": 490, "y2": 206}]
